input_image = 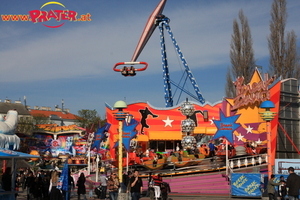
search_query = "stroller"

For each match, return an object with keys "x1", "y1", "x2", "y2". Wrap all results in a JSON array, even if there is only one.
[
  {"x1": 94, "y1": 185, "x2": 102, "y2": 198},
  {"x1": 161, "y1": 182, "x2": 171, "y2": 200}
]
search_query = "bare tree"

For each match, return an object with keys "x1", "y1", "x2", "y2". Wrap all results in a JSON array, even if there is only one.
[
  {"x1": 225, "y1": 68, "x2": 235, "y2": 98},
  {"x1": 225, "y1": 9, "x2": 255, "y2": 98},
  {"x1": 268, "y1": 0, "x2": 300, "y2": 79}
]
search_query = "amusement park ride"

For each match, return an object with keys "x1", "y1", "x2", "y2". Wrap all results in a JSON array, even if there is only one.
[
  {"x1": 11, "y1": 0, "x2": 272, "y2": 173},
  {"x1": 111, "y1": 0, "x2": 268, "y2": 172},
  {"x1": 113, "y1": 0, "x2": 205, "y2": 107}
]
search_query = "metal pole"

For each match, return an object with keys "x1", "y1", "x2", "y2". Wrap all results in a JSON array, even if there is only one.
[
  {"x1": 96, "y1": 154, "x2": 99, "y2": 182},
  {"x1": 126, "y1": 152, "x2": 129, "y2": 173},
  {"x1": 118, "y1": 120, "x2": 123, "y2": 183},
  {"x1": 87, "y1": 146, "x2": 91, "y2": 175},
  {"x1": 266, "y1": 120, "x2": 272, "y2": 179},
  {"x1": 226, "y1": 140, "x2": 228, "y2": 176},
  {"x1": 12, "y1": 158, "x2": 16, "y2": 194}
]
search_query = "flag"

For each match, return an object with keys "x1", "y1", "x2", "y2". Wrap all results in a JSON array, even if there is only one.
[
  {"x1": 91, "y1": 123, "x2": 111, "y2": 151},
  {"x1": 57, "y1": 162, "x2": 68, "y2": 191}
]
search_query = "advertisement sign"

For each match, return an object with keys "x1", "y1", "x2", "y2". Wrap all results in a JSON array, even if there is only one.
[
  {"x1": 275, "y1": 159, "x2": 300, "y2": 175},
  {"x1": 231, "y1": 173, "x2": 262, "y2": 197}
]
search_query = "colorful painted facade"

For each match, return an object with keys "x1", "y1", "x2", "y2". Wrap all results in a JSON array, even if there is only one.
[{"x1": 105, "y1": 69, "x2": 281, "y2": 163}]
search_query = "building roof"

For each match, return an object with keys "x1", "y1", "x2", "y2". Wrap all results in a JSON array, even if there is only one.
[
  {"x1": 30, "y1": 109, "x2": 78, "y2": 120},
  {"x1": 0, "y1": 102, "x2": 30, "y2": 115}
]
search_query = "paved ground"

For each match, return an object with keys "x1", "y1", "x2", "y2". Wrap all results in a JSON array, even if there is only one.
[{"x1": 16, "y1": 189, "x2": 264, "y2": 200}]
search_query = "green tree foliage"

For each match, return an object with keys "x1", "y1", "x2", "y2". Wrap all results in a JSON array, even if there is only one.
[
  {"x1": 268, "y1": 0, "x2": 300, "y2": 79},
  {"x1": 16, "y1": 116, "x2": 33, "y2": 135},
  {"x1": 76, "y1": 109, "x2": 102, "y2": 130},
  {"x1": 225, "y1": 9, "x2": 255, "y2": 98},
  {"x1": 32, "y1": 113, "x2": 51, "y2": 125}
]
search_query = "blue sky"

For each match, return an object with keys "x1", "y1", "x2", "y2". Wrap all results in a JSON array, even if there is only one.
[{"x1": 1, "y1": 0, "x2": 300, "y2": 117}]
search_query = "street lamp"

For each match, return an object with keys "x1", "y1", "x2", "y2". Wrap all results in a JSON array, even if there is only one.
[
  {"x1": 259, "y1": 100, "x2": 276, "y2": 179},
  {"x1": 113, "y1": 100, "x2": 128, "y2": 184}
]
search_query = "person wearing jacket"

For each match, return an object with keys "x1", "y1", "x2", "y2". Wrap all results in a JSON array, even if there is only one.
[
  {"x1": 129, "y1": 170, "x2": 143, "y2": 200},
  {"x1": 77, "y1": 173, "x2": 87, "y2": 200},
  {"x1": 107, "y1": 173, "x2": 120, "y2": 200},
  {"x1": 152, "y1": 174, "x2": 162, "y2": 200},
  {"x1": 286, "y1": 167, "x2": 300, "y2": 200},
  {"x1": 267, "y1": 174, "x2": 281, "y2": 200}
]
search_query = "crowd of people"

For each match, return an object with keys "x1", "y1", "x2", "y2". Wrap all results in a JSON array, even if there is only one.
[
  {"x1": 0, "y1": 167, "x2": 67, "y2": 200},
  {"x1": 0, "y1": 167, "x2": 146, "y2": 200},
  {"x1": 97, "y1": 169, "x2": 143, "y2": 200},
  {"x1": 267, "y1": 167, "x2": 300, "y2": 200},
  {"x1": 1, "y1": 164, "x2": 300, "y2": 200}
]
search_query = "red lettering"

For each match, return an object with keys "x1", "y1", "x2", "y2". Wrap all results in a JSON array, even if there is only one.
[
  {"x1": 29, "y1": 10, "x2": 41, "y2": 23},
  {"x1": 38, "y1": 11, "x2": 48, "y2": 22},
  {"x1": 54, "y1": 10, "x2": 63, "y2": 21},
  {"x1": 61, "y1": 10, "x2": 69, "y2": 20},
  {"x1": 232, "y1": 76, "x2": 274, "y2": 110},
  {"x1": 220, "y1": 128, "x2": 232, "y2": 130},
  {"x1": 47, "y1": 10, "x2": 57, "y2": 20},
  {"x1": 29, "y1": 9, "x2": 78, "y2": 23},
  {"x1": 68, "y1": 11, "x2": 77, "y2": 21}
]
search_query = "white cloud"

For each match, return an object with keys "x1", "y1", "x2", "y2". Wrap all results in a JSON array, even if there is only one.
[{"x1": 1, "y1": 0, "x2": 300, "y2": 113}]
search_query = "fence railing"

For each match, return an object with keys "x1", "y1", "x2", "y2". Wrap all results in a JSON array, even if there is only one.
[{"x1": 227, "y1": 153, "x2": 267, "y2": 178}]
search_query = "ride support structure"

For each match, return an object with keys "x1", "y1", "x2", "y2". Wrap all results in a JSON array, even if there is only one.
[
  {"x1": 157, "y1": 15, "x2": 205, "y2": 107},
  {"x1": 113, "y1": 0, "x2": 205, "y2": 107}
]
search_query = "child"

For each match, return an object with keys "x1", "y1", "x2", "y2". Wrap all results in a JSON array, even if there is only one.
[{"x1": 278, "y1": 176, "x2": 287, "y2": 200}]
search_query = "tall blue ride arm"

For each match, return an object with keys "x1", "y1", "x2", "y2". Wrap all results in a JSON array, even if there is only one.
[
  {"x1": 158, "y1": 16, "x2": 205, "y2": 107},
  {"x1": 159, "y1": 20, "x2": 173, "y2": 107}
]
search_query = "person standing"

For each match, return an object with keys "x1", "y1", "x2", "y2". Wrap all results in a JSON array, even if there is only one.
[
  {"x1": 49, "y1": 171, "x2": 63, "y2": 200},
  {"x1": 99, "y1": 172, "x2": 107, "y2": 200},
  {"x1": 286, "y1": 167, "x2": 300, "y2": 200},
  {"x1": 145, "y1": 148, "x2": 150, "y2": 157},
  {"x1": 19, "y1": 171, "x2": 25, "y2": 192},
  {"x1": 129, "y1": 170, "x2": 143, "y2": 200},
  {"x1": 25, "y1": 171, "x2": 35, "y2": 200},
  {"x1": 2, "y1": 167, "x2": 12, "y2": 192},
  {"x1": 42, "y1": 172, "x2": 50, "y2": 200},
  {"x1": 68, "y1": 170, "x2": 75, "y2": 200},
  {"x1": 208, "y1": 141, "x2": 216, "y2": 157},
  {"x1": 278, "y1": 176, "x2": 287, "y2": 200},
  {"x1": 107, "y1": 173, "x2": 120, "y2": 200},
  {"x1": 125, "y1": 171, "x2": 133, "y2": 200},
  {"x1": 152, "y1": 174, "x2": 162, "y2": 200},
  {"x1": 1, "y1": 167, "x2": 13, "y2": 200},
  {"x1": 175, "y1": 143, "x2": 180, "y2": 152},
  {"x1": 31, "y1": 176, "x2": 43, "y2": 200},
  {"x1": 267, "y1": 174, "x2": 281, "y2": 200},
  {"x1": 77, "y1": 173, "x2": 87, "y2": 200},
  {"x1": 146, "y1": 172, "x2": 153, "y2": 198}
]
